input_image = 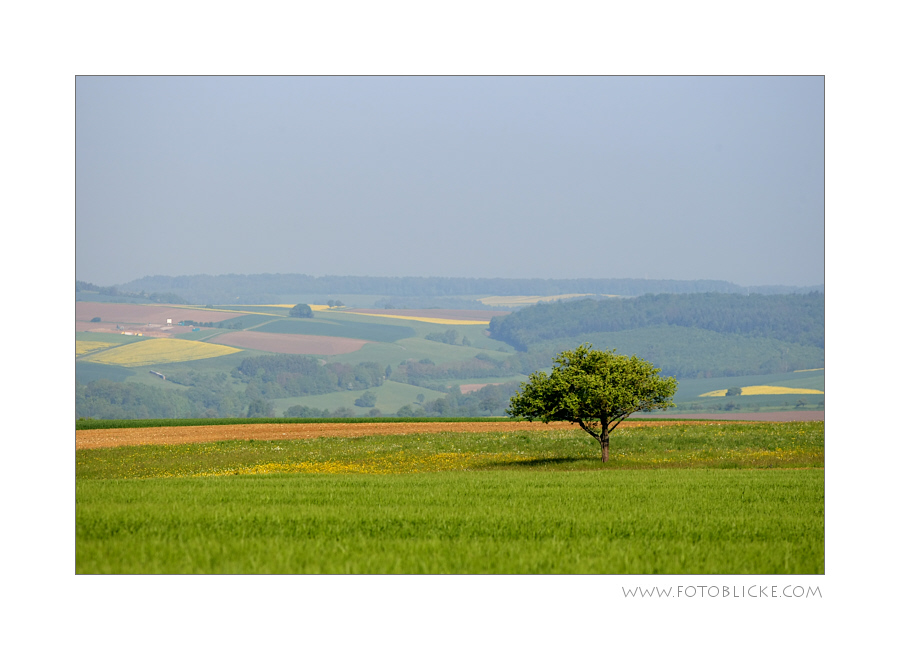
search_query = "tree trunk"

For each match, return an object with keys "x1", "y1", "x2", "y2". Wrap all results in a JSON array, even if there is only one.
[
  {"x1": 600, "y1": 423, "x2": 610, "y2": 463},
  {"x1": 576, "y1": 420, "x2": 610, "y2": 461}
]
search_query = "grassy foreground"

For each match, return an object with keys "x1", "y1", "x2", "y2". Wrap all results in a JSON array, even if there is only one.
[{"x1": 76, "y1": 422, "x2": 824, "y2": 574}]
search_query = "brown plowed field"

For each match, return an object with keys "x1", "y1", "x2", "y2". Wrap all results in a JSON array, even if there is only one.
[
  {"x1": 345, "y1": 308, "x2": 510, "y2": 321},
  {"x1": 211, "y1": 331, "x2": 368, "y2": 355},
  {"x1": 76, "y1": 420, "x2": 597, "y2": 449},
  {"x1": 75, "y1": 415, "x2": 821, "y2": 450},
  {"x1": 76, "y1": 303, "x2": 245, "y2": 324}
]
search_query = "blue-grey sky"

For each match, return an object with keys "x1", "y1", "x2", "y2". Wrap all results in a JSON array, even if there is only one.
[{"x1": 76, "y1": 76, "x2": 824, "y2": 287}]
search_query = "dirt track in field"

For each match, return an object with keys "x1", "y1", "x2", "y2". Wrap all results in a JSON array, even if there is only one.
[{"x1": 74, "y1": 413, "x2": 823, "y2": 450}]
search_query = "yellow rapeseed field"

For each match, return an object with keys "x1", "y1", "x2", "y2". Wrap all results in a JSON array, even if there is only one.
[
  {"x1": 75, "y1": 341, "x2": 118, "y2": 356},
  {"x1": 700, "y1": 385, "x2": 825, "y2": 397},
  {"x1": 88, "y1": 338, "x2": 241, "y2": 367}
]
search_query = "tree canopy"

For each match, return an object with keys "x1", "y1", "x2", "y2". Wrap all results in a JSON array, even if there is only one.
[
  {"x1": 289, "y1": 303, "x2": 313, "y2": 318},
  {"x1": 507, "y1": 344, "x2": 678, "y2": 462}
]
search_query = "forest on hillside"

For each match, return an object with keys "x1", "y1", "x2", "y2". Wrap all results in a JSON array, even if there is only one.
[
  {"x1": 487, "y1": 293, "x2": 825, "y2": 379},
  {"x1": 489, "y1": 293, "x2": 825, "y2": 351}
]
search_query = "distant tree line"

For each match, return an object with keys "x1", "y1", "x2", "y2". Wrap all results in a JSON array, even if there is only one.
[
  {"x1": 233, "y1": 355, "x2": 385, "y2": 398},
  {"x1": 520, "y1": 327, "x2": 824, "y2": 379},
  {"x1": 179, "y1": 319, "x2": 244, "y2": 329},
  {"x1": 395, "y1": 383, "x2": 521, "y2": 417},
  {"x1": 389, "y1": 353, "x2": 521, "y2": 391},
  {"x1": 489, "y1": 293, "x2": 825, "y2": 352},
  {"x1": 108, "y1": 273, "x2": 823, "y2": 306},
  {"x1": 76, "y1": 280, "x2": 188, "y2": 305},
  {"x1": 282, "y1": 405, "x2": 358, "y2": 418},
  {"x1": 76, "y1": 378, "x2": 250, "y2": 419},
  {"x1": 424, "y1": 329, "x2": 471, "y2": 346}
]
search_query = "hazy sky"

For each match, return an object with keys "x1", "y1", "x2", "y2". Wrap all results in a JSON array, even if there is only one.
[{"x1": 76, "y1": 76, "x2": 824, "y2": 287}]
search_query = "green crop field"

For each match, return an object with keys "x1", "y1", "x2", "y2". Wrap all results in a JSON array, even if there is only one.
[
  {"x1": 214, "y1": 313, "x2": 283, "y2": 329},
  {"x1": 76, "y1": 421, "x2": 824, "y2": 574},
  {"x1": 76, "y1": 331, "x2": 144, "y2": 344},
  {"x1": 76, "y1": 470, "x2": 823, "y2": 574},
  {"x1": 255, "y1": 315, "x2": 416, "y2": 342},
  {"x1": 75, "y1": 361, "x2": 137, "y2": 383}
]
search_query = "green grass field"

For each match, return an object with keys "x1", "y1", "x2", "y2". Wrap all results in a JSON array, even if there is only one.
[
  {"x1": 76, "y1": 331, "x2": 145, "y2": 344},
  {"x1": 254, "y1": 314, "x2": 416, "y2": 342},
  {"x1": 76, "y1": 469, "x2": 823, "y2": 574},
  {"x1": 75, "y1": 361, "x2": 137, "y2": 383},
  {"x1": 76, "y1": 421, "x2": 824, "y2": 574}
]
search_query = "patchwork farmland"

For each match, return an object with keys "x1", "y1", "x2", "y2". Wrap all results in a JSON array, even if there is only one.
[
  {"x1": 76, "y1": 294, "x2": 824, "y2": 420},
  {"x1": 76, "y1": 300, "x2": 526, "y2": 420}
]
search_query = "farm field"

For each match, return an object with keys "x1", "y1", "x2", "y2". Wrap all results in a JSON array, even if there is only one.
[
  {"x1": 74, "y1": 300, "x2": 824, "y2": 420},
  {"x1": 76, "y1": 340, "x2": 118, "y2": 356},
  {"x1": 76, "y1": 420, "x2": 824, "y2": 574},
  {"x1": 672, "y1": 369, "x2": 825, "y2": 412},
  {"x1": 76, "y1": 361, "x2": 136, "y2": 383},
  {"x1": 77, "y1": 418, "x2": 628, "y2": 449},
  {"x1": 86, "y1": 338, "x2": 242, "y2": 367},
  {"x1": 343, "y1": 308, "x2": 506, "y2": 324},
  {"x1": 253, "y1": 314, "x2": 416, "y2": 342},
  {"x1": 210, "y1": 331, "x2": 368, "y2": 355},
  {"x1": 700, "y1": 385, "x2": 824, "y2": 397},
  {"x1": 76, "y1": 302, "x2": 247, "y2": 325}
]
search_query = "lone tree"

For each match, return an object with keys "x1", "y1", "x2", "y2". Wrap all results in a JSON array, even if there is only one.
[
  {"x1": 507, "y1": 344, "x2": 678, "y2": 462},
  {"x1": 289, "y1": 303, "x2": 313, "y2": 318}
]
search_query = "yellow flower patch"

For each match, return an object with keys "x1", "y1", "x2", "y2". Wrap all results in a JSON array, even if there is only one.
[
  {"x1": 200, "y1": 451, "x2": 537, "y2": 477},
  {"x1": 700, "y1": 385, "x2": 825, "y2": 397},
  {"x1": 88, "y1": 338, "x2": 241, "y2": 367},
  {"x1": 75, "y1": 341, "x2": 118, "y2": 356}
]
